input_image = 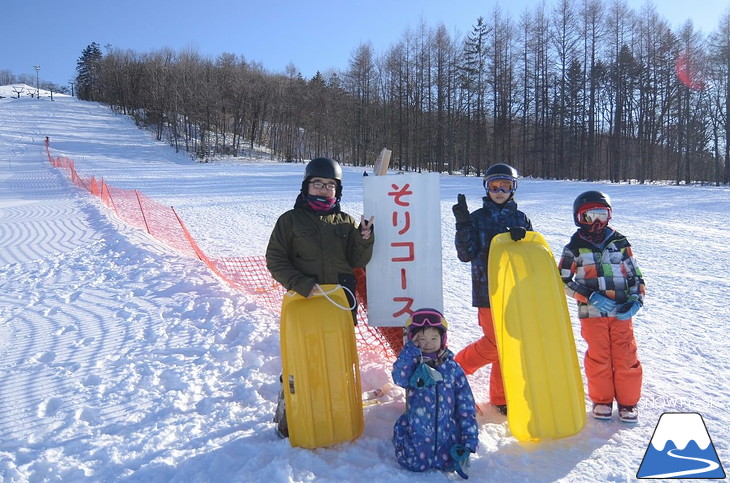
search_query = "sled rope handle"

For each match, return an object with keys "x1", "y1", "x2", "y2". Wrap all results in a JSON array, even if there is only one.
[
  {"x1": 285, "y1": 284, "x2": 357, "y2": 311},
  {"x1": 319, "y1": 284, "x2": 356, "y2": 311}
]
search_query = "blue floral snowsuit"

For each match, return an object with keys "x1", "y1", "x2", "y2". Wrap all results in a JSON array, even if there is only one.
[{"x1": 392, "y1": 341, "x2": 479, "y2": 473}]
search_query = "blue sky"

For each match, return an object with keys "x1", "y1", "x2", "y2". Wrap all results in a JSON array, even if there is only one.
[{"x1": 2, "y1": 0, "x2": 725, "y2": 87}]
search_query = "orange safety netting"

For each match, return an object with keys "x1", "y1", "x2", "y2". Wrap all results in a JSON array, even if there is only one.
[{"x1": 45, "y1": 140, "x2": 400, "y2": 360}]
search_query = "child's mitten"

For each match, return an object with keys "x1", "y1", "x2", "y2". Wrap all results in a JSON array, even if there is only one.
[
  {"x1": 408, "y1": 362, "x2": 443, "y2": 388},
  {"x1": 616, "y1": 296, "x2": 641, "y2": 320},
  {"x1": 589, "y1": 292, "x2": 616, "y2": 312},
  {"x1": 450, "y1": 443, "x2": 472, "y2": 479}
]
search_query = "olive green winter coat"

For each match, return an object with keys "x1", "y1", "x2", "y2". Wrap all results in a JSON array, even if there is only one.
[{"x1": 266, "y1": 196, "x2": 374, "y2": 297}]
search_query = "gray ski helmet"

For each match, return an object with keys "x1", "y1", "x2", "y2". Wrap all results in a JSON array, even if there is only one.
[
  {"x1": 573, "y1": 190, "x2": 611, "y2": 226},
  {"x1": 483, "y1": 163, "x2": 519, "y2": 190},
  {"x1": 302, "y1": 157, "x2": 343, "y2": 199}
]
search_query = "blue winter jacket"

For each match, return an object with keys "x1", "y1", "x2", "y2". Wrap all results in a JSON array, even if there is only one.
[
  {"x1": 392, "y1": 341, "x2": 479, "y2": 473},
  {"x1": 455, "y1": 197, "x2": 532, "y2": 307}
]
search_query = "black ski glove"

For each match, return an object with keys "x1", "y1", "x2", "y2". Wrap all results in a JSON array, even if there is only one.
[
  {"x1": 508, "y1": 226, "x2": 527, "y2": 241},
  {"x1": 452, "y1": 194, "x2": 471, "y2": 226}
]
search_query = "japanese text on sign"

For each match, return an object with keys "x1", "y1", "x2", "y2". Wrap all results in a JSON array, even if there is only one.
[{"x1": 363, "y1": 173, "x2": 443, "y2": 327}]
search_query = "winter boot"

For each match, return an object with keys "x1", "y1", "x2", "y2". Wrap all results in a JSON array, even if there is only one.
[
  {"x1": 618, "y1": 405, "x2": 638, "y2": 423},
  {"x1": 591, "y1": 402, "x2": 613, "y2": 420},
  {"x1": 493, "y1": 404, "x2": 508, "y2": 416},
  {"x1": 273, "y1": 374, "x2": 289, "y2": 438}
]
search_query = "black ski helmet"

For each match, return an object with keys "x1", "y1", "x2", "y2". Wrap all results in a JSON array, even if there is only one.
[
  {"x1": 483, "y1": 163, "x2": 519, "y2": 191},
  {"x1": 573, "y1": 190, "x2": 611, "y2": 227},
  {"x1": 302, "y1": 157, "x2": 343, "y2": 199}
]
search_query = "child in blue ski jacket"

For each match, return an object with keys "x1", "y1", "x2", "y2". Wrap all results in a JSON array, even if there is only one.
[
  {"x1": 392, "y1": 308, "x2": 478, "y2": 479},
  {"x1": 452, "y1": 163, "x2": 532, "y2": 416}
]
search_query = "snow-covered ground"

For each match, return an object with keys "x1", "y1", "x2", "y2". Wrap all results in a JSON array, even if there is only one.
[{"x1": 1, "y1": 90, "x2": 728, "y2": 482}]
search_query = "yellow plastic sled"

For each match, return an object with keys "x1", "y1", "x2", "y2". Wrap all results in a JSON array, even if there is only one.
[
  {"x1": 488, "y1": 232, "x2": 585, "y2": 441},
  {"x1": 280, "y1": 284, "x2": 364, "y2": 448}
]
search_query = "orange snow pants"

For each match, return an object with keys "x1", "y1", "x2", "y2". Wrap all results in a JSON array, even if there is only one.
[
  {"x1": 454, "y1": 308, "x2": 505, "y2": 405},
  {"x1": 580, "y1": 316, "x2": 643, "y2": 407}
]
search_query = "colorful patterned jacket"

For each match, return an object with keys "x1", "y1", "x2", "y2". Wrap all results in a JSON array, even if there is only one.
[
  {"x1": 392, "y1": 341, "x2": 478, "y2": 473},
  {"x1": 455, "y1": 197, "x2": 532, "y2": 307},
  {"x1": 559, "y1": 228, "x2": 645, "y2": 319}
]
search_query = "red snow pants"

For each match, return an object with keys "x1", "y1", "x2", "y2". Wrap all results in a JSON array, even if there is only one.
[
  {"x1": 580, "y1": 316, "x2": 643, "y2": 407},
  {"x1": 454, "y1": 308, "x2": 505, "y2": 405}
]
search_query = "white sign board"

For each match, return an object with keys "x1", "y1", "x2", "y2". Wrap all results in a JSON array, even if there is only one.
[{"x1": 363, "y1": 173, "x2": 443, "y2": 327}]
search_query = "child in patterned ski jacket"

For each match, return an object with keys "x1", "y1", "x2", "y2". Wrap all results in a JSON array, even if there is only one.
[
  {"x1": 559, "y1": 191, "x2": 645, "y2": 423},
  {"x1": 392, "y1": 308, "x2": 478, "y2": 479}
]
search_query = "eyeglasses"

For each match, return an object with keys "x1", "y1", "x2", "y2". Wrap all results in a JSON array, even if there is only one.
[
  {"x1": 309, "y1": 180, "x2": 337, "y2": 191},
  {"x1": 487, "y1": 179, "x2": 514, "y2": 194},
  {"x1": 580, "y1": 207, "x2": 610, "y2": 224}
]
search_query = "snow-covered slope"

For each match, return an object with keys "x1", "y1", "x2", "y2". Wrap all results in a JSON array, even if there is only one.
[{"x1": 0, "y1": 94, "x2": 728, "y2": 482}]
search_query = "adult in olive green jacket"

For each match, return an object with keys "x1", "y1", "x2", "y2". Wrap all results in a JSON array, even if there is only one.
[
  {"x1": 267, "y1": 157, "x2": 374, "y2": 439},
  {"x1": 266, "y1": 157, "x2": 374, "y2": 301}
]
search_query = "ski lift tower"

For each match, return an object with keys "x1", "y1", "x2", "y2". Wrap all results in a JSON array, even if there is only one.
[{"x1": 34, "y1": 65, "x2": 40, "y2": 98}]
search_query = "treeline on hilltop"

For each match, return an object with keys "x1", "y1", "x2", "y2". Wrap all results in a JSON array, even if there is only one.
[
  {"x1": 75, "y1": 1, "x2": 730, "y2": 185},
  {"x1": 0, "y1": 71, "x2": 70, "y2": 96}
]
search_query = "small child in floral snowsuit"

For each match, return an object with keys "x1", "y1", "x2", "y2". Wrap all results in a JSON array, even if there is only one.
[{"x1": 392, "y1": 308, "x2": 478, "y2": 479}]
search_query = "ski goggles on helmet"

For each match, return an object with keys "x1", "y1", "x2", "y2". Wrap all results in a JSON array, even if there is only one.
[
  {"x1": 406, "y1": 309, "x2": 448, "y2": 331},
  {"x1": 579, "y1": 207, "x2": 611, "y2": 224},
  {"x1": 486, "y1": 177, "x2": 515, "y2": 194}
]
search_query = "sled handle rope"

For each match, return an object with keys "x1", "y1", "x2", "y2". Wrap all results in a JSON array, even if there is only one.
[
  {"x1": 319, "y1": 284, "x2": 357, "y2": 311},
  {"x1": 285, "y1": 284, "x2": 357, "y2": 311}
]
